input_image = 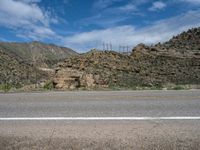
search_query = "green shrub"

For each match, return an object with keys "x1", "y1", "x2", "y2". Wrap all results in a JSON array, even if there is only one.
[
  {"x1": 173, "y1": 85, "x2": 185, "y2": 90},
  {"x1": 14, "y1": 83, "x2": 22, "y2": 89},
  {"x1": 0, "y1": 83, "x2": 12, "y2": 92},
  {"x1": 43, "y1": 81, "x2": 54, "y2": 90}
]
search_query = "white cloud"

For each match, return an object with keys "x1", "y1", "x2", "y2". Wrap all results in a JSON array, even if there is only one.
[
  {"x1": 79, "y1": 15, "x2": 130, "y2": 28},
  {"x1": 79, "y1": 1, "x2": 141, "y2": 28},
  {"x1": 118, "y1": 3, "x2": 137, "y2": 13},
  {"x1": 92, "y1": 0, "x2": 149, "y2": 11},
  {"x1": 149, "y1": 1, "x2": 166, "y2": 11},
  {"x1": 15, "y1": 0, "x2": 41, "y2": 3},
  {"x1": 92, "y1": 0, "x2": 137, "y2": 14},
  {"x1": 0, "y1": 0, "x2": 56, "y2": 40},
  {"x1": 179, "y1": 0, "x2": 200, "y2": 4},
  {"x1": 79, "y1": 0, "x2": 150, "y2": 28},
  {"x1": 63, "y1": 10, "x2": 200, "y2": 52},
  {"x1": 0, "y1": 0, "x2": 47, "y2": 25},
  {"x1": 92, "y1": 0, "x2": 122, "y2": 11},
  {"x1": 17, "y1": 25, "x2": 57, "y2": 40}
]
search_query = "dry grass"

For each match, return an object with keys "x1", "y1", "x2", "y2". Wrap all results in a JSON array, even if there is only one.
[{"x1": 0, "y1": 136, "x2": 200, "y2": 150}]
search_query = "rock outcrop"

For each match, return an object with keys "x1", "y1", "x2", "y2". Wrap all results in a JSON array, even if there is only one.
[{"x1": 53, "y1": 51, "x2": 126, "y2": 89}]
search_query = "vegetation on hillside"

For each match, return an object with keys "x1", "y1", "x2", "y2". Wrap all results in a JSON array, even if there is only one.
[
  {"x1": 0, "y1": 27, "x2": 200, "y2": 91},
  {"x1": 53, "y1": 27, "x2": 200, "y2": 90}
]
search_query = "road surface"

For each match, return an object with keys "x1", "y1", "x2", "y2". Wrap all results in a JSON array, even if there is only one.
[{"x1": 0, "y1": 90, "x2": 200, "y2": 149}]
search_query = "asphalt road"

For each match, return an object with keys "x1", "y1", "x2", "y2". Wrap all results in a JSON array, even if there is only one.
[
  {"x1": 0, "y1": 90, "x2": 200, "y2": 149},
  {"x1": 0, "y1": 90, "x2": 200, "y2": 118}
]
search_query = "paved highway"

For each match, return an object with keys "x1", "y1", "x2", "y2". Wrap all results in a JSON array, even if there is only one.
[
  {"x1": 0, "y1": 90, "x2": 200, "y2": 149},
  {"x1": 0, "y1": 90, "x2": 200, "y2": 118}
]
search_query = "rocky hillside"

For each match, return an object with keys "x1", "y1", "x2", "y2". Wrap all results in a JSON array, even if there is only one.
[
  {"x1": 54, "y1": 51, "x2": 133, "y2": 89},
  {"x1": 53, "y1": 27, "x2": 200, "y2": 90},
  {"x1": 0, "y1": 49, "x2": 47, "y2": 87},
  {"x1": 0, "y1": 41, "x2": 77, "y2": 89},
  {"x1": 161, "y1": 27, "x2": 200, "y2": 51},
  {"x1": 0, "y1": 41, "x2": 78, "y2": 67}
]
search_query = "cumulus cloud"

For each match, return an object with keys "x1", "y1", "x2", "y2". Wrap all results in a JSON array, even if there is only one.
[
  {"x1": 63, "y1": 10, "x2": 200, "y2": 52},
  {"x1": 149, "y1": 1, "x2": 166, "y2": 11},
  {"x1": 0, "y1": 0, "x2": 56, "y2": 40}
]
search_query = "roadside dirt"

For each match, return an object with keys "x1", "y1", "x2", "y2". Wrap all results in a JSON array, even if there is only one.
[{"x1": 0, "y1": 121, "x2": 200, "y2": 149}]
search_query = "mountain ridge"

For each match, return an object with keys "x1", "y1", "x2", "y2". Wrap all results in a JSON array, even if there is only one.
[{"x1": 0, "y1": 41, "x2": 78, "y2": 67}]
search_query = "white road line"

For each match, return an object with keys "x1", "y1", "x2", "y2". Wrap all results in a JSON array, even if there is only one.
[{"x1": 0, "y1": 117, "x2": 200, "y2": 121}]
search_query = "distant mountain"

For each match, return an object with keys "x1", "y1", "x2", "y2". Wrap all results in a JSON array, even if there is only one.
[
  {"x1": 0, "y1": 41, "x2": 78, "y2": 67},
  {"x1": 53, "y1": 27, "x2": 200, "y2": 90}
]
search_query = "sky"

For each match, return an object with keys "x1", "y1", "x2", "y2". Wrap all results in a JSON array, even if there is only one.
[{"x1": 0, "y1": 0, "x2": 200, "y2": 52}]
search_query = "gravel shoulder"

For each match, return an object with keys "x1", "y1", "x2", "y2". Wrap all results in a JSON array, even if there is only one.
[{"x1": 0, "y1": 121, "x2": 200, "y2": 149}]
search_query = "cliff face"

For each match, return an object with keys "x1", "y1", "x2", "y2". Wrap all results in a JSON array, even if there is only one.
[{"x1": 53, "y1": 28, "x2": 200, "y2": 89}]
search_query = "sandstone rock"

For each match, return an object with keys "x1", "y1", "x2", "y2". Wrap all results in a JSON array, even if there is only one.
[
  {"x1": 85, "y1": 74, "x2": 95, "y2": 87},
  {"x1": 53, "y1": 68, "x2": 83, "y2": 90}
]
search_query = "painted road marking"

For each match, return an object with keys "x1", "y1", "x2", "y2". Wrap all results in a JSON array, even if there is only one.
[{"x1": 0, "y1": 117, "x2": 200, "y2": 121}]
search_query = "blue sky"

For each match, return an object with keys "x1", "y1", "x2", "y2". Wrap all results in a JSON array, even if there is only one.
[{"x1": 0, "y1": 0, "x2": 200, "y2": 52}]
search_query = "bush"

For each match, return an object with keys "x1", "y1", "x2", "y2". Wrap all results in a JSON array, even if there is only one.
[
  {"x1": 0, "y1": 83, "x2": 12, "y2": 92},
  {"x1": 43, "y1": 81, "x2": 54, "y2": 90},
  {"x1": 14, "y1": 83, "x2": 23, "y2": 89},
  {"x1": 173, "y1": 85, "x2": 185, "y2": 90}
]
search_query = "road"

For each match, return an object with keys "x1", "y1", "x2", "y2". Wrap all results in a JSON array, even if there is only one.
[{"x1": 0, "y1": 90, "x2": 200, "y2": 149}]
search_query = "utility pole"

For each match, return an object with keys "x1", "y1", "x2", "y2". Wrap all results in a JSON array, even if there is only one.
[
  {"x1": 110, "y1": 43, "x2": 112, "y2": 51},
  {"x1": 106, "y1": 43, "x2": 108, "y2": 51},
  {"x1": 127, "y1": 46, "x2": 129, "y2": 54},
  {"x1": 103, "y1": 42, "x2": 105, "y2": 50}
]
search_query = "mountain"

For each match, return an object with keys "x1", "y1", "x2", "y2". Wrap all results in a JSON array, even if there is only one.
[
  {"x1": 1, "y1": 27, "x2": 200, "y2": 90},
  {"x1": 0, "y1": 41, "x2": 78, "y2": 67},
  {"x1": 0, "y1": 49, "x2": 47, "y2": 88},
  {"x1": 0, "y1": 41, "x2": 78, "y2": 89},
  {"x1": 53, "y1": 27, "x2": 200, "y2": 90}
]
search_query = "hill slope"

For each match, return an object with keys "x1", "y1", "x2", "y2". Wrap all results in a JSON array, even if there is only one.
[
  {"x1": 161, "y1": 27, "x2": 200, "y2": 51},
  {"x1": 53, "y1": 27, "x2": 200, "y2": 89},
  {"x1": 0, "y1": 41, "x2": 77, "y2": 89},
  {"x1": 0, "y1": 49, "x2": 47, "y2": 87},
  {"x1": 0, "y1": 41, "x2": 78, "y2": 67}
]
